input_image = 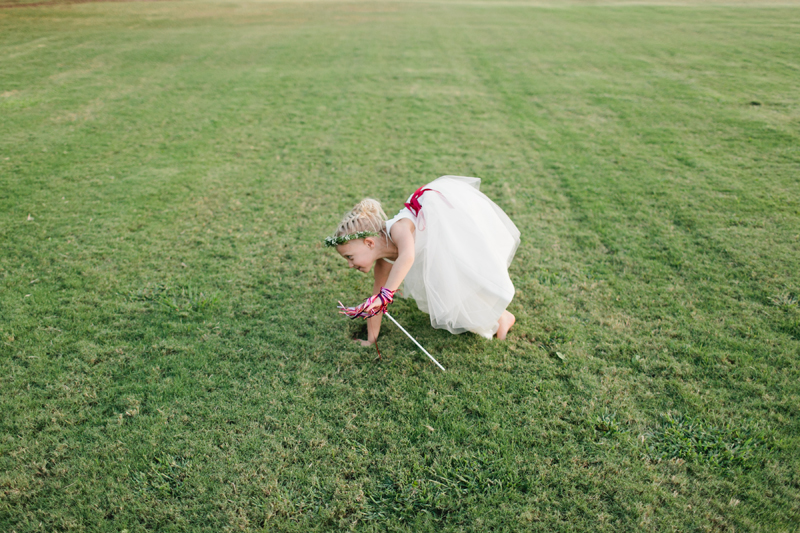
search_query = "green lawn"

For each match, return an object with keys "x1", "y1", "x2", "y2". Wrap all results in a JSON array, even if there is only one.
[{"x1": 1, "y1": 0, "x2": 799, "y2": 531}]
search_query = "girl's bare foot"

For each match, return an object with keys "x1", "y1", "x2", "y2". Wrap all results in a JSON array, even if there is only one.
[{"x1": 496, "y1": 311, "x2": 515, "y2": 340}]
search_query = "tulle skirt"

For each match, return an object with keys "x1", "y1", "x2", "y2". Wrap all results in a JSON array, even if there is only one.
[{"x1": 399, "y1": 176, "x2": 519, "y2": 338}]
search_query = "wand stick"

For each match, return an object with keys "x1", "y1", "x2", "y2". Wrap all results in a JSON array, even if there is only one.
[{"x1": 384, "y1": 312, "x2": 446, "y2": 372}]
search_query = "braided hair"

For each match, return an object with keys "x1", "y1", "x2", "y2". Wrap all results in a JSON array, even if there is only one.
[{"x1": 332, "y1": 198, "x2": 388, "y2": 240}]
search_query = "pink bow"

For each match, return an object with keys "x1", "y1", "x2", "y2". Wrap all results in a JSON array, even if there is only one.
[
  {"x1": 402, "y1": 186, "x2": 453, "y2": 231},
  {"x1": 404, "y1": 186, "x2": 435, "y2": 216}
]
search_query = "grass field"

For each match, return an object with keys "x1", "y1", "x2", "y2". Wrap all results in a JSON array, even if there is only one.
[{"x1": 1, "y1": 0, "x2": 799, "y2": 530}]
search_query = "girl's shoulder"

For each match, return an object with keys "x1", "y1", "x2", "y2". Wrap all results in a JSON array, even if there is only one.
[
  {"x1": 388, "y1": 217, "x2": 415, "y2": 254},
  {"x1": 386, "y1": 208, "x2": 416, "y2": 238},
  {"x1": 390, "y1": 216, "x2": 415, "y2": 237}
]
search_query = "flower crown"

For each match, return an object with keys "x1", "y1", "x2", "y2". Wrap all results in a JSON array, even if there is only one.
[{"x1": 324, "y1": 231, "x2": 380, "y2": 248}]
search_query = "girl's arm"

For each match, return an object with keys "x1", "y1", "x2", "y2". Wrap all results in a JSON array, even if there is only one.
[
  {"x1": 364, "y1": 258, "x2": 392, "y2": 344},
  {"x1": 361, "y1": 219, "x2": 416, "y2": 345},
  {"x1": 383, "y1": 218, "x2": 415, "y2": 292}
]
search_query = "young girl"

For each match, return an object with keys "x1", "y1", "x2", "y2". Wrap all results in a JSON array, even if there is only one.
[{"x1": 326, "y1": 175, "x2": 520, "y2": 346}]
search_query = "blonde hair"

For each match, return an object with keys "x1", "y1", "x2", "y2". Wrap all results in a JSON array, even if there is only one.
[{"x1": 332, "y1": 198, "x2": 387, "y2": 239}]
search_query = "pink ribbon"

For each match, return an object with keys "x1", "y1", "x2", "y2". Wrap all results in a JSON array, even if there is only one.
[
  {"x1": 338, "y1": 287, "x2": 396, "y2": 319},
  {"x1": 404, "y1": 187, "x2": 435, "y2": 216},
  {"x1": 403, "y1": 186, "x2": 452, "y2": 230}
]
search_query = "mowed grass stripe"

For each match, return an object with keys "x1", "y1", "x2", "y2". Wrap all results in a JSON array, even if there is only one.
[{"x1": 460, "y1": 3, "x2": 799, "y2": 434}]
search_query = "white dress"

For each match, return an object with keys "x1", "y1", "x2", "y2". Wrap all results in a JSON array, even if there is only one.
[{"x1": 385, "y1": 176, "x2": 520, "y2": 339}]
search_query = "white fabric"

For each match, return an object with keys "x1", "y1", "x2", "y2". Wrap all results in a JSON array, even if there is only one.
[{"x1": 386, "y1": 176, "x2": 520, "y2": 339}]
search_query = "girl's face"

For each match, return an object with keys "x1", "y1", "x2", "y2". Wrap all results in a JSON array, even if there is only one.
[{"x1": 336, "y1": 238, "x2": 377, "y2": 273}]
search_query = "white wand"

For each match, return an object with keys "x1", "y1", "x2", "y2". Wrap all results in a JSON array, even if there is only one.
[{"x1": 384, "y1": 312, "x2": 446, "y2": 372}]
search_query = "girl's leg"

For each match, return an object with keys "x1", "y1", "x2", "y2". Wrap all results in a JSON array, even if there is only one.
[{"x1": 496, "y1": 311, "x2": 516, "y2": 340}]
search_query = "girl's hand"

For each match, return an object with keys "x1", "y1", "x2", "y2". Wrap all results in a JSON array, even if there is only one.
[
  {"x1": 353, "y1": 339, "x2": 374, "y2": 347},
  {"x1": 338, "y1": 287, "x2": 396, "y2": 319},
  {"x1": 363, "y1": 298, "x2": 383, "y2": 314}
]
